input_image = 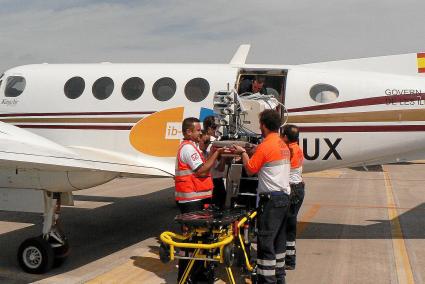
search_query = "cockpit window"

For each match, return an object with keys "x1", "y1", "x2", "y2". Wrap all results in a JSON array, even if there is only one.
[
  {"x1": 0, "y1": 73, "x2": 3, "y2": 89},
  {"x1": 64, "y1": 76, "x2": 85, "y2": 99},
  {"x1": 152, "y1": 77, "x2": 176, "y2": 101},
  {"x1": 92, "y1": 77, "x2": 114, "y2": 100},
  {"x1": 5, "y1": 76, "x2": 26, "y2": 97},
  {"x1": 310, "y1": 83, "x2": 339, "y2": 103},
  {"x1": 185, "y1": 78, "x2": 210, "y2": 102}
]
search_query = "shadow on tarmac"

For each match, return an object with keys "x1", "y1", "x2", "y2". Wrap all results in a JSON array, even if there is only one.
[
  {"x1": 130, "y1": 246, "x2": 175, "y2": 283},
  {"x1": 299, "y1": 202, "x2": 425, "y2": 239},
  {"x1": 0, "y1": 186, "x2": 179, "y2": 282},
  {"x1": 1, "y1": 186, "x2": 425, "y2": 282}
]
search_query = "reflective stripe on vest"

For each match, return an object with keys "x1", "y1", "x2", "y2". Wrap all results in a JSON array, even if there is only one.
[
  {"x1": 175, "y1": 140, "x2": 213, "y2": 201},
  {"x1": 175, "y1": 189, "x2": 213, "y2": 199},
  {"x1": 263, "y1": 160, "x2": 288, "y2": 167},
  {"x1": 175, "y1": 169, "x2": 193, "y2": 176}
]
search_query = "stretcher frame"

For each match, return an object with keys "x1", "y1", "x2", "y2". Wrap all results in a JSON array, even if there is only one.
[{"x1": 160, "y1": 210, "x2": 257, "y2": 284}]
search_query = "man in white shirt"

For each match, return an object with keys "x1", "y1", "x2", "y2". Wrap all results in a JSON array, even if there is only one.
[
  {"x1": 175, "y1": 117, "x2": 224, "y2": 212},
  {"x1": 203, "y1": 116, "x2": 226, "y2": 209},
  {"x1": 175, "y1": 117, "x2": 225, "y2": 282}
]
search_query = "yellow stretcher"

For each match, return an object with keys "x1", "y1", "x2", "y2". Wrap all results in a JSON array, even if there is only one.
[{"x1": 159, "y1": 209, "x2": 257, "y2": 284}]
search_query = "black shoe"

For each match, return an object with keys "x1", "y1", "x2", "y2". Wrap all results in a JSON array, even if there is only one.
[{"x1": 284, "y1": 264, "x2": 295, "y2": 270}]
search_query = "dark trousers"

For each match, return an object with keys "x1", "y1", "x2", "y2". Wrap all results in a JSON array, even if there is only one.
[
  {"x1": 177, "y1": 199, "x2": 204, "y2": 214},
  {"x1": 212, "y1": 178, "x2": 226, "y2": 209},
  {"x1": 176, "y1": 199, "x2": 211, "y2": 282},
  {"x1": 286, "y1": 183, "x2": 305, "y2": 268},
  {"x1": 257, "y1": 193, "x2": 290, "y2": 284}
]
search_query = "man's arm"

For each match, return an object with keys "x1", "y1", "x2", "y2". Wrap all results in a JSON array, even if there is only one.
[
  {"x1": 233, "y1": 145, "x2": 263, "y2": 176},
  {"x1": 195, "y1": 148, "x2": 224, "y2": 176},
  {"x1": 240, "y1": 151, "x2": 255, "y2": 176}
]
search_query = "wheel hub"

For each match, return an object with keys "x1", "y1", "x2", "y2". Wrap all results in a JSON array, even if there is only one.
[{"x1": 23, "y1": 246, "x2": 42, "y2": 269}]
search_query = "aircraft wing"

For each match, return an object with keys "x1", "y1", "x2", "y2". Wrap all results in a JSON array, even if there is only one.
[
  {"x1": 0, "y1": 121, "x2": 174, "y2": 178},
  {"x1": 300, "y1": 52, "x2": 425, "y2": 76}
]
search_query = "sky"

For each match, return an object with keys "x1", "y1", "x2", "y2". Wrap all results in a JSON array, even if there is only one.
[{"x1": 1, "y1": 0, "x2": 425, "y2": 72}]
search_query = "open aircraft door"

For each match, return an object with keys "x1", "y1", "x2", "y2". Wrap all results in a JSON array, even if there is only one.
[{"x1": 235, "y1": 67, "x2": 288, "y2": 118}]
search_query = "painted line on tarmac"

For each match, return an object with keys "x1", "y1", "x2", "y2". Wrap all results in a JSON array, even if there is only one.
[
  {"x1": 297, "y1": 204, "x2": 321, "y2": 236},
  {"x1": 383, "y1": 167, "x2": 415, "y2": 284}
]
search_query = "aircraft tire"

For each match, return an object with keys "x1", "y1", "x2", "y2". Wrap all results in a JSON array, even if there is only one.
[
  {"x1": 53, "y1": 241, "x2": 70, "y2": 268},
  {"x1": 17, "y1": 236, "x2": 55, "y2": 274}
]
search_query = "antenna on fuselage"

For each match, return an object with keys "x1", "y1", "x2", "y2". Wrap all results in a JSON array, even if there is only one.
[{"x1": 229, "y1": 44, "x2": 251, "y2": 65}]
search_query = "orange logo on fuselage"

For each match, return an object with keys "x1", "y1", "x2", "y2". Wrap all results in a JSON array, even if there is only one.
[{"x1": 130, "y1": 107, "x2": 184, "y2": 157}]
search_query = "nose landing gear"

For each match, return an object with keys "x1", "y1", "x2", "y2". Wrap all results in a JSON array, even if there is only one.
[{"x1": 17, "y1": 192, "x2": 70, "y2": 274}]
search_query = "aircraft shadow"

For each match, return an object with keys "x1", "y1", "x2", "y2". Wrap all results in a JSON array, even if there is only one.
[
  {"x1": 0, "y1": 189, "x2": 424, "y2": 281},
  {"x1": 0, "y1": 186, "x2": 180, "y2": 282},
  {"x1": 298, "y1": 202, "x2": 425, "y2": 239}
]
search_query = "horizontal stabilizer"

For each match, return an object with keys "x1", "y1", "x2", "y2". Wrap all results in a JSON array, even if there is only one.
[{"x1": 300, "y1": 53, "x2": 425, "y2": 76}]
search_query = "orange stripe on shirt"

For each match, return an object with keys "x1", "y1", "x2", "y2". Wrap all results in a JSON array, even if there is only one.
[
  {"x1": 246, "y1": 133, "x2": 290, "y2": 174},
  {"x1": 288, "y1": 142, "x2": 303, "y2": 168}
]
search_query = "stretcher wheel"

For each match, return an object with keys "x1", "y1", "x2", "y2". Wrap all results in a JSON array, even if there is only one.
[
  {"x1": 159, "y1": 243, "x2": 170, "y2": 263},
  {"x1": 223, "y1": 244, "x2": 234, "y2": 267},
  {"x1": 250, "y1": 266, "x2": 258, "y2": 284}
]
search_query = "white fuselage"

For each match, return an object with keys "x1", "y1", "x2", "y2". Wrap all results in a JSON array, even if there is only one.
[{"x1": 1, "y1": 63, "x2": 425, "y2": 175}]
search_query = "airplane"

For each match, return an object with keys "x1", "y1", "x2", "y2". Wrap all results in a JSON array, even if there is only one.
[{"x1": 0, "y1": 44, "x2": 424, "y2": 274}]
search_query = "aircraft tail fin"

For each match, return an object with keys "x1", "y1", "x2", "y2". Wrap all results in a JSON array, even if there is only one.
[
  {"x1": 300, "y1": 52, "x2": 425, "y2": 76},
  {"x1": 230, "y1": 44, "x2": 251, "y2": 65}
]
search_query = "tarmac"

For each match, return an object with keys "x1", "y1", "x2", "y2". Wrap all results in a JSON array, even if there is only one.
[{"x1": 0, "y1": 161, "x2": 425, "y2": 283}]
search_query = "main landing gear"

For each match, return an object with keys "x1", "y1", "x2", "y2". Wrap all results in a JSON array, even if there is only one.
[{"x1": 17, "y1": 192, "x2": 70, "y2": 274}]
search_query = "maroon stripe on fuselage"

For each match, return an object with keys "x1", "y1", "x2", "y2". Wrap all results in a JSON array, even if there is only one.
[
  {"x1": 18, "y1": 125, "x2": 132, "y2": 130},
  {"x1": 15, "y1": 124, "x2": 425, "y2": 132},
  {"x1": 0, "y1": 111, "x2": 155, "y2": 117},
  {"x1": 288, "y1": 94, "x2": 425, "y2": 113},
  {"x1": 300, "y1": 125, "x2": 425, "y2": 132}
]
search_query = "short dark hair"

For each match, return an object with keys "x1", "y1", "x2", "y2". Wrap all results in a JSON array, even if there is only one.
[
  {"x1": 254, "y1": 75, "x2": 266, "y2": 84},
  {"x1": 203, "y1": 115, "x2": 217, "y2": 130},
  {"x1": 201, "y1": 129, "x2": 209, "y2": 136},
  {"x1": 182, "y1": 117, "x2": 200, "y2": 134},
  {"x1": 259, "y1": 110, "x2": 281, "y2": 131},
  {"x1": 283, "y1": 124, "x2": 299, "y2": 142}
]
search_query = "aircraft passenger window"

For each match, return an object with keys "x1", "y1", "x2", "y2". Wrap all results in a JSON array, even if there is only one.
[
  {"x1": 92, "y1": 77, "x2": 114, "y2": 100},
  {"x1": 185, "y1": 78, "x2": 210, "y2": 102},
  {"x1": 64, "y1": 76, "x2": 85, "y2": 99},
  {"x1": 310, "y1": 83, "x2": 339, "y2": 103},
  {"x1": 152, "y1": 77, "x2": 176, "y2": 101},
  {"x1": 122, "y1": 77, "x2": 144, "y2": 100},
  {"x1": 5, "y1": 76, "x2": 26, "y2": 97}
]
